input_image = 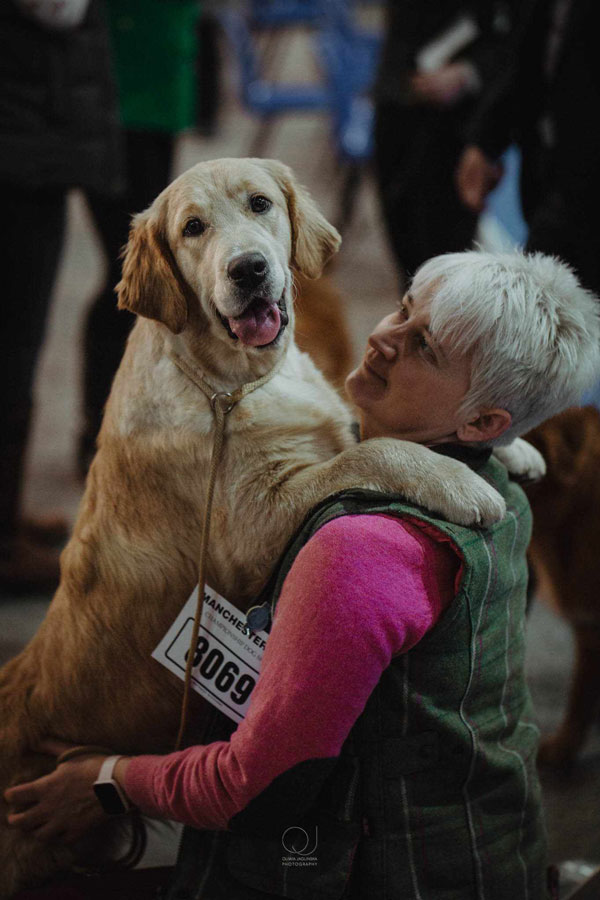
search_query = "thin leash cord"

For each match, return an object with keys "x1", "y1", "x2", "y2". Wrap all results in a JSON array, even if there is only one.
[
  {"x1": 45, "y1": 358, "x2": 281, "y2": 874},
  {"x1": 174, "y1": 394, "x2": 226, "y2": 751},
  {"x1": 169, "y1": 351, "x2": 284, "y2": 751}
]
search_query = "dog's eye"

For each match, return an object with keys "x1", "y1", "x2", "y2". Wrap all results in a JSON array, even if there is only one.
[
  {"x1": 250, "y1": 195, "x2": 272, "y2": 214},
  {"x1": 183, "y1": 218, "x2": 206, "y2": 237}
]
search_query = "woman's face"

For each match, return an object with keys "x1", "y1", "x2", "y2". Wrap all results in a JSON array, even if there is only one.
[{"x1": 345, "y1": 283, "x2": 474, "y2": 445}]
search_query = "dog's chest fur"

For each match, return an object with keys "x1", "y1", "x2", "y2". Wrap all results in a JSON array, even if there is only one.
[{"x1": 97, "y1": 327, "x2": 355, "y2": 604}]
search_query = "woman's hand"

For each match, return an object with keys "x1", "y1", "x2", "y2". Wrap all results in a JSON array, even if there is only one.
[
  {"x1": 456, "y1": 145, "x2": 504, "y2": 212},
  {"x1": 3, "y1": 739, "x2": 109, "y2": 843},
  {"x1": 411, "y1": 62, "x2": 477, "y2": 106}
]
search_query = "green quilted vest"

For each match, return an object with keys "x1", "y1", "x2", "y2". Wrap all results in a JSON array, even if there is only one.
[{"x1": 168, "y1": 455, "x2": 549, "y2": 900}]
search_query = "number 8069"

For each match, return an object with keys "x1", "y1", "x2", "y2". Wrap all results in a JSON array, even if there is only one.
[{"x1": 185, "y1": 636, "x2": 255, "y2": 706}]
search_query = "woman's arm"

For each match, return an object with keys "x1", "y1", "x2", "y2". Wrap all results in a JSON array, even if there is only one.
[
  {"x1": 5, "y1": 515, "x2": 459, "y2": 838},
  {"x1": 123, "y1": 514, "x2": 459, "y2": 830}
]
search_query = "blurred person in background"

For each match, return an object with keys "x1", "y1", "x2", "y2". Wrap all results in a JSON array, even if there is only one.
[
  {"x1": 0, "y1": 0, "x2": 122, "y2": 593},
  {"x1": 457, "y1": 0, "x2": 600, "y2": 641},
  {"x1": 195, "y1": 7, "x2": 221, "y2": 139},
  {"x1": 373, "y1": 0, "x2": 517, "y2": 284},
  {"x1": 78, "y1": 0, "x2": 201, "y2": 475},
  {"x1": 457, "y1": 0, "x2": 600, "y2": 298}
]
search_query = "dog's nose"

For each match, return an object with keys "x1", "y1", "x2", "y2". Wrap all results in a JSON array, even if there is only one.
[{"x1": 227, "y1": 252, "x2": 268, "y2": 290}]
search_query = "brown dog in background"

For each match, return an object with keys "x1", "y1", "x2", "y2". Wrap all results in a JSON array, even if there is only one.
[{"x1": 525, "y1": 406, "x2": 600, "y2": 769}]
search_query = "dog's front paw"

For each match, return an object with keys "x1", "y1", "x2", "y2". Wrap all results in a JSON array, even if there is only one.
[
  {"x1": 355, "y1": 439, "x2": 506, "y2": 527},
  {"x1": 418, "y1": 457, "x2": 506, "y2": 527},
  {"x1": 494, "y1": 438, "x2": 546, "y2": 482}
]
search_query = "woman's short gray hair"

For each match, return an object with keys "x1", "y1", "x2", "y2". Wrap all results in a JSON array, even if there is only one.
[{"x1": 411, "y1": 250, "x2": 600, "y2": 445}]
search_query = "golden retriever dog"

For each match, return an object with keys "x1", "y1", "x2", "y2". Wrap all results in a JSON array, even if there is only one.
[
  {"x1": 0, "y1": 158, "x2": 515, "y2": 895},
  {"x1": 524, "y1": 406, "x2": 600, "y2": 769}
]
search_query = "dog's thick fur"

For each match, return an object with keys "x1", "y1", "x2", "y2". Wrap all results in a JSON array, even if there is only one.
[
  {"x1": 524, "y1": 407, "x2": 600, "y2": 769},
  {"x1": 294, "y1": 272, "x2": 353, "y2": 391},
  {"x1": 0, "y1": 158, "x2": 509, "y2": 895}
]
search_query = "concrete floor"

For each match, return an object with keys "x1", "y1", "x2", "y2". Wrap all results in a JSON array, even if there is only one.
[{"x1": 2, "y1": 24, "x2": 600, "y2": 897}]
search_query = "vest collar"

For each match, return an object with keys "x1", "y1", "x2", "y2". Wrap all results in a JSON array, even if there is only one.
[
  {"x1": 350, "y1": 423, "x2": 492, "y2": 473},
  {"x1": 431, "y1": 442, "x2": 493, "y2": 472}
]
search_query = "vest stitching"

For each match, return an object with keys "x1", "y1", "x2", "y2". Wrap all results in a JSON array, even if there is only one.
[
  {"x1": 475, "y1": 536, "x2": 500, "y2": 880},
  {"x1": 375, "y1": 683, "x2": 388, "y2": 900},
  {"x1": 458, "y1": 529, "x2": 494, "y2": 900},
  {"x1": 497, "y1": 509, "x2": 531, "y2": 900},
  {"x1": 410, "y1": 502, "x2": 527, "y2": 656},
  {"x1": 400, "y1": 653, "x2": 423, "y2": 900},
  {"x1": 413, "y1": 505, "x2": 529, "y2": 644}
]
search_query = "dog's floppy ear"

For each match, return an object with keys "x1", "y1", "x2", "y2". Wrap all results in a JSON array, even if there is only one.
[
  {"x1": 259, "y1": 159, "x2": 341, "y2": 279},
  {"x1": 116, "y1": 201, "x2": 188, "y2": 334}
]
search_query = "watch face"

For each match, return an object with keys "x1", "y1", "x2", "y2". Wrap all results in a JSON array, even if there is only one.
[{"x1": 93, "y1": 781, "x2": 127, "y2": 815}]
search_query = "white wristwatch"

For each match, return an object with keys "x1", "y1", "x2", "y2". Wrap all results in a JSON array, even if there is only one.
[{"x1": 93, "y1": 755, "x2": 131, "y2": 815}]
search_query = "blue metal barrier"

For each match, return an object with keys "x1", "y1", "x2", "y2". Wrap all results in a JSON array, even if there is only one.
[
  {"x1": 217, "y1": 8, "x2": 331, "y2": 117},
  {"x1": 316, "y1": 0, "x2": 381, "y2": 162},
  {"x1": 250, "y1": 0, "x2": 322, "y2": 27},
  {"x1": 217, "y1": 1, "x2": 382, "y2": 163}
]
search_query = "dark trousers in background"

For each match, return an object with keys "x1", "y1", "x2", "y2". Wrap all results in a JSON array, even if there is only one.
[
  {"x1": 373, "y1": 101, "x2": 478, "y2": 283},
  {"x1": 80, "y1": 129, "x2": 173, "y2": 461},
  {"x1": 0, "y1": 130, "x2": 173, "y2": 541},
  {"x1": 0, "y1": 185, "x2": 67, "y2": 542}
]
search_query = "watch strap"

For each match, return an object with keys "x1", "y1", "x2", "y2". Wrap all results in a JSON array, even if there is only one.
[
  {"x1": 93, "y1": 755, "x2": 131, "y2": 814},
  {"x1": 96, "y1": 755, "x2": 123, "y2": 784}
]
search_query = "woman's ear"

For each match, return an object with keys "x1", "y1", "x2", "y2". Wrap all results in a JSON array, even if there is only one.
[
  {"x1": 458, "y1": 408, "x2": 512, "y2": 443},
  {"x1": 116, "y1": 201, "x2": 189, "y2": 334},
  {"x1": 258, "y1": 159, "x2": 341, "y2": 278}
]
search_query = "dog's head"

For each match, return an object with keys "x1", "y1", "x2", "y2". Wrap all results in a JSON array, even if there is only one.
[{"x1": 116, "y1": 158, "x2": 340, "y2": 354}]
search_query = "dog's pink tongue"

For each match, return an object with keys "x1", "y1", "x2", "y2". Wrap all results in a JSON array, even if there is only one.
[{"x1": 228, "y1": 301, "x2": 281, "y2": 347}]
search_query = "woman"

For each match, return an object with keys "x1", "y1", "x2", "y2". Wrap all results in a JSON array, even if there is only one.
[{"x1": 5, "y1": 251, "x2": 600, "y2": 899}]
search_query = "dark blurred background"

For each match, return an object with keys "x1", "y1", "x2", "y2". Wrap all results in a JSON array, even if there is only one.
[{"x1": 1, "y1": 1, "x2": 598, "y2": 894}]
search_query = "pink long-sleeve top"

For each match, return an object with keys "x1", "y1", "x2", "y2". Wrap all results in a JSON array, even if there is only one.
[{"x1": 125, "y1": 514, "x2": 461, "y2": 829}]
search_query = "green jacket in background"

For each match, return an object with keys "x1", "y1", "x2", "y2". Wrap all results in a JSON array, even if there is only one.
[{"x1": 105, "y1": 0, "x2": 200, "y2": 132}]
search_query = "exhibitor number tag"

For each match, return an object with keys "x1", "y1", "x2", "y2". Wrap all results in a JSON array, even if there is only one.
[{"x1": 152, "y1": 586, "x2": 267, "y2": 723}]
